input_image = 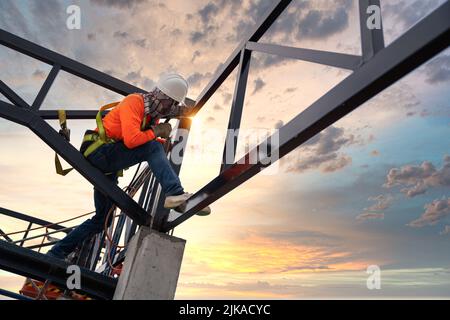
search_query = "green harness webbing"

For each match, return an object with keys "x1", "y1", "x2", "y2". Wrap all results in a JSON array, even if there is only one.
[
  {"x1": 55, "y1": 102, "x2": 149, "y2": 177},
  {"x1": 82, "y1": 102, "x2": 120, "y2": 158},
  {"x1": 54, "y1": 109, "x2": 74, "y2": 176}
]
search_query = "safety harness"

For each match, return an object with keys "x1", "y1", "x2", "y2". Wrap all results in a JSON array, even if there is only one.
[{"x1": 55, "y1": 101, "x2": 152, "y2": 176}]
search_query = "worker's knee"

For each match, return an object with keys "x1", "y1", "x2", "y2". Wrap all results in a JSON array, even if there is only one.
[
  {"x1": 142, "y1": 140, "x2": 164, "y2": 155},
  {"x1": 90, "y1": 221, "x2": 104, "y2": 233}
]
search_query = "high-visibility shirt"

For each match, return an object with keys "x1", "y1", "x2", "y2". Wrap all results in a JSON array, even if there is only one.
[{"x1": 94, "y1": 94, "x2": 160, "y2": 149}]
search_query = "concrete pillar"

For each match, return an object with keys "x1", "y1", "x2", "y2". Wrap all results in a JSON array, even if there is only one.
[{"x1": 113, "y1": 227, "x2": 186, "y2": 300}]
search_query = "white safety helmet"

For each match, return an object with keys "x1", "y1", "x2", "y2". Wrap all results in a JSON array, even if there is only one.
[{"x1": 156, "y1": 73, "x2": 189, "y2": 105}]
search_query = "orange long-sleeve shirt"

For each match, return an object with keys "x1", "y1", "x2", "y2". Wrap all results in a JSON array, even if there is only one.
[{"x1": 95, "y1": 94, "x2": 159, "y2": 149}]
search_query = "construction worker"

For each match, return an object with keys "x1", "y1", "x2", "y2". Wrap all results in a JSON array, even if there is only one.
[{"x1": 47, "y1": 73, "x2": 210, "y2": 260}]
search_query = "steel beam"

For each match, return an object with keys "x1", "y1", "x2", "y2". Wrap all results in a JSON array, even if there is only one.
[
  {"x1": 0, "y1": 29, "x2": 145, "y2": 96},
  {"x1": 37, "y1": 99, "x2": 195, "y2": 120},
  {"x1": 152, "y1": 117, "x2": 192, "y2": 231},
  {"x1": 32, "y1": 64, "x2": 61, "y2": 110},
  {"x1": 0, "y1": 207, "x2": 70, "y2": 233},
  {"x1": 0, "y1": 29, "x2": 197, "y2": 102},
  {"x1": 38, "y1": 109, "x2": 102, "y2": 119},
  {"x1": 221, "y1": 49, "x2": 252, "y2": 172},
  {"x1": 163, "y1": 1, "x2": 450, "y2": 232},
  {"x1": 359, "y1": 0, "x2": 385, "y2": 61},
  {"x1": 246, "y1": 42, "x2": 362, "y2": 70},
  {"x1": 0, "y1": 101, "x2": 150, "y2": 225},
  {"x1": 0, "y1": 288, "x2": 34, "y2": 300},
  {"x1": 0, "y1": 80, "x2": 30, "y2": 108},
  {"x1": 0, "y1": 229, "x2": 13, "y2": 242},
  {"x1": 193, "y1": 0, "x2": 292, "y2": 114},
  {"x1": 18, "y1": 222, "x2": 32, "y2": 247},
  {"x1": 0, "y1": 240, "x2": 117, "y2": 300}
]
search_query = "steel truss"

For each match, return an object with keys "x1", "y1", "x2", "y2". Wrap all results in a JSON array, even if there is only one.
[{"x1": 0, "y1": 0, "x2": 449, "y2": 299}]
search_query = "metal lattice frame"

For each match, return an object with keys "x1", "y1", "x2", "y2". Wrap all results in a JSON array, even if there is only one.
[{"x1": 0, "y1": 0, "x2": 449, "y2": 299}]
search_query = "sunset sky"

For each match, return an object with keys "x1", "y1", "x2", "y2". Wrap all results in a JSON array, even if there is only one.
[{"x1": 0, "y1": 0, "x2": 449, "y2": 299}]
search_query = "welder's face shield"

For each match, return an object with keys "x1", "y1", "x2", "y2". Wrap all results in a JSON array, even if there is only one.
[{"x1": 146, "y1": 88, "x2": 182, "y2": 119}]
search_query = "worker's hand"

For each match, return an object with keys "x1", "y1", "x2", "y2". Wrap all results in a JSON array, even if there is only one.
[{"x1": 151, "y1": 123, "x2": 172, "y2": 139}]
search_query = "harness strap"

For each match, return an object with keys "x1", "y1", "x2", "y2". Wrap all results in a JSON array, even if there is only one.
[
  {"x1": 55, "y1": 100, "x2": 150, "y2": 177},
  {"x1": 55, "y1": 110, "x2": 74, "y2": 176}
]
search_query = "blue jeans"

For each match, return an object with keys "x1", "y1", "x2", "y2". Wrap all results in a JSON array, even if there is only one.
[{"x1": 48, "y1": 140, "x2": 184, "y2": 258}]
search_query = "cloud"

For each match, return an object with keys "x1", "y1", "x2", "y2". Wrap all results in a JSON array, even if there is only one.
[
  {"x1": 284, "y1": 87, "x2": 297, "y2": 93},
  {"x1": 357, "y1": 194, "x2": 393, "y2": 220},
  {"x1": 366, "y1": 194, "x2": 394, "y2": 212},
  {"x1": 384, "y1": 155, "x2": 450, "y2": 197},
  {"x1": 252, "y1": 77, "x2": 266, "y2": 95},
  {"x1": 297, "y1": 6, "x2": 349, "y2": 39},
  {"x1": 284, "y1": 126, "x2": 357, "y2": 174},
  {"x1": 408, "y1": 197, "x2": 450, "y2": 227},
  {"x1": 222, "y1": 92, "x2": 232, "y2": 105},
  {"x1": 113, "y1": 31, "x2": 147, "y2": 48},
  {"x1": 0, "y1": 1, "x2": 30, "y2": 36},
  {"x1": 423, "y1": 54, "x2": 450, "y2": 84},
  {"x1": 274, "y1": 120, "x2": 283, "y2": 129},
  {"x1": 440, "y1": 225, "x2": 450, "y2": 235},
  {"x1": 305, "y1": 126, "x2": 355, "y2": 155},
  {"x1": 383, "y1": 0, "x2": 441, "y2": 27},
  {"x1": 187, "y1": 72, "x2": 212, "y2": 88},
  {"x1": 189, "y1": 29, "x2": 209, "y2": 44},
  {"x1": 187, "y1": 1, "x2": 240, "y2": 45},
  {"x1": 32, "y1": 69, "x2": 46, "y2": 79},
  {"x1": 90, "y1": 0, "x2": 147, "y2": 9},
  {"x1": 213, "y1": 104, "x2": 223, "y2": 111},
  {"x1": 198, "y1": 2, "x2": 219, "y2": 24},
  {"x1": 356, "y1": 212, "x2": 385, "y2": 220},
  {"x1": 113, "y1": 30, "x2": 129, "y2": 39},
  {"x1": 191, "y1": 50, "x2": 201, "y2": 62},
  {"x1": 124, "y1": 69, "x2": 154, "y2": 88}
]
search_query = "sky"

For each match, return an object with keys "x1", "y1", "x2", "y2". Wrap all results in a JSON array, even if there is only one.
[{"x1": 0, "y1": 0, "x2": 449, "y2": 299}]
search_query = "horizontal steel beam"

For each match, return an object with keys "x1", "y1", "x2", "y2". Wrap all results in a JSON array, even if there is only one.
[
  {"x1": 192, "y1": 0, "x2": 292, "y2": 114},
  {"x1": 38, "y1": 110, "x2": 100, "y2": 119},
  {"x1": 0, "y1": 101, "x2": 150, "y2": 225},
  {"x1": 0, "y1": 29, "x2": 197, "y2": 103},
  {"x1": 0, "y1": 240, "x2": 117, "y2": 300},
  {"x1": 163, "y1": 1, "x2": 450, "y2": 232},
  {"x1": 26, "y1": 241, "x2": 57, "y2": 250},
  {"x1": 0, "y1": 29, "x2": 144, "y2": 96},
  {"x1": 246, "y1": 42, "x2": 362, "y2": 70},
  {"x1": 0, "y1": 288, "x2": 34, "y2": 300},
  {"x1": 0, "y1": 207, "x2": 71, "y2": 233}
]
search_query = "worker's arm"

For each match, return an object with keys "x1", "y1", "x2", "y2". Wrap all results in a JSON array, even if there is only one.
[{"x1": 119, "y1": 95, "x2": 156, "y2": 149}]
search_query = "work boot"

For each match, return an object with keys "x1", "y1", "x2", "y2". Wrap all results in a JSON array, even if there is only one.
[
  {"x1": 164, "y1": 193, "x2": 211, "y2": 216},
  {"x1": 164, "y1": 193, "x2": 191, "y2": 209}
]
